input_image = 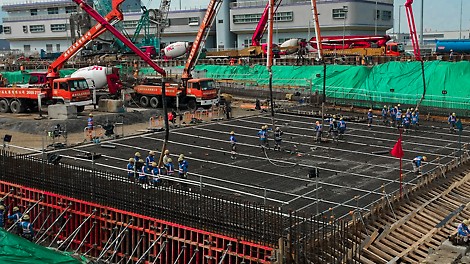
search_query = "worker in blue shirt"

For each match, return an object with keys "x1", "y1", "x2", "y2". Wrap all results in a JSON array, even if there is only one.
[
  {"x1": 457, "y1": 219, "x2": 470, "y2": 242},
  {"x1": 87, "y1": 113, "x2": 94, "y2": 130},
  {"x1": 150, "y1": 162, "x2": 162, "y2": 186},
  {"x1": 127, "y1": 158, "x2": 135, "y2": 181},
  {"x1": 138, "y1": 164, "x2": 149, "y2": 184},
  {"x1": 338, "y1": 118, "x2": 347, "y2": 139},
  {"x1": 229, "y1": 131, "x2": 237, "y2": 159},
  {"x1": 330, "y1": 118, "x2": 339, "y2": 142},
  {"x1": 403, "y1": 115, "x2": 411, "y2": 132},
  {"x1": 381, "y1": 105, "x2": 389, "y2": 125},
  {"x1": 8, "y1": 206, "x2": 22, "y2": 234},
  {"x1": 412, "y1": 156, "x2": 427, "y2": 175},
  {"x1": 396, "y1": 108, "x2": 403, "y2": 127},
  {"x1": 367, "y1": 109, "x2": 373, "y2": 128},
  {"x1": 390, "y1": 106, "x2": 397, "y2": 127},
  {"x1": 0, "y1": 205, "x2": 5, "y2": 228},
  {"x1": 411, "y1": 111, "x2": 419, "y2": 130},
  {"x1": 449, "y1": 113, "x2": 457, "y2": 133},
  {"x1": 405, "y1": 108, "x2": 412, "y2": 119},
  {"x1": 166, "y1": 158, "x2": 174, "y2": 176},
  {"x1": 178, "y1": 154, "x2": 189, "y2": 189},
  {"x1": 19, "y1": 214, "x2": 34, "y2": 241},
  {"x1": 314, "y1": 121, "x2": 322, "y2": 143},
  {"x1": 134, "y1": 152, "x2": 143, "y2": 170},
  {"x1": 145, "y1": 151, "x2": 155, "y2": 169},
  {"x1": 257, "y1": 126, "x2": 269, "y2": 149}
]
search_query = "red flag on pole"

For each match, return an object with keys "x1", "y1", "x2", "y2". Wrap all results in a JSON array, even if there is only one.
[{"x1": 390, "y1": 137, "x2": 404, "y2": 158}]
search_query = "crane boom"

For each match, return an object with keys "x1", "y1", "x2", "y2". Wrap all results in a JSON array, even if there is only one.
[
  {"x1": 47, "y1": 0, "x2": 125, "y2": 82},
  {"x1": 252, "y1": 0, "x2": 282, "y2": 47},
  {"x1": 310, "y1": 0, "x2": 323, "y2": 60},
  {"x1": 73, "y1": 0, "x2": 166, "y2": 77},
  {"x1": 182, "y1": 0, "x2": 223, "y2": 80},
  {"x1": 404, "y1": 0, "x2": 422, "y2": 61}
]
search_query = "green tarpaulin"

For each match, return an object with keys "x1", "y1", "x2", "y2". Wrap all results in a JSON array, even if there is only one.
[
  {"x1": 0, "y1": 69, "x2": 78, "y2": 84},
  {"x1": 0, "y1": 229, "x2": 86, "y2": 263}
]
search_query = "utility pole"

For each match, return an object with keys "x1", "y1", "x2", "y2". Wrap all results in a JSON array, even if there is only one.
[
  {"x1": 459, "y1": 0, "x2": 463, "y2": 39},
  {"x1": 419, "y1": 0, "x2": 424, "y2": 46},
  {"x1": 375, "y1": 0, "x2": 378, "y2": 35},
  {"x1": 267, "y1": 0, "x2": 275, "y2": 128}
]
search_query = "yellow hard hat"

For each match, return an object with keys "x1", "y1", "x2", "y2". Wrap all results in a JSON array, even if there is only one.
[
  {"x1": 178, "y1": 157, "x2": 184, "y2": 162},
  {"x1": 464, "y1": 220, "x2": 470, "y2": 226},
  {"x1": 149, "y1": 151, "x2": 155, "y2": 155},
  {"x1": 333, "y1": 115, "x2": 336, "y2": 118},
  {"x1": 151, "y1": 162, "x2": 157, "y2": 167},
  {"x1": 22, "y1": 214, "x2": 30, "y2": 221},
  {"x1": 340, "y1": 117, "x2": 344, "y2": 120},
  {"x1": 0, "y1": 205, "x2": 4, "y2": 210},
  {"x1": 397, "y1": 104, "x2": 401, "y2": 107},
  {"x1": 422, "y1": 156, "x2": 427, "y2": 161},
  {"x1": 230, "y1": 131, "x2": 235, "y2": 135},
  {"x1": 276, "y1": 127, "x2": 280, "y2": 131},
  {"x1": 384, "y1": 105, "x2": 387, "y2": 108},
  {"x1": 13, "y1": 207, "x2": 19, "y2": 212},
  {"x1": 129, "y1": 158, "x2": 135, "y2": 163},
  {"x1": 179, "y1": 154, "x2": 185, "y2": 160},
  {"x1": 452, "y1": 113, "x2": 456, "y2": 116},
  {"x1": 164, "y1": 150, "x2": 170, "y2": 155},
  {"x1": 167, "y1": 158, "x2": 172, "y2": 163},
  {"x1": 89, "y1": 113, "x2": 93, "y2": 117},
  {"x1": 135, "y1": 152, "x2": 141, "y2": 157},
  {"x1": 261, "y1": 125, "x2": 265, "y2": 129}
]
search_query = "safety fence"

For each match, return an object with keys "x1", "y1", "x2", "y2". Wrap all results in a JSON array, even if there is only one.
[{"x1": 0, "y1": 150, "x2": 362, "y2": 263}]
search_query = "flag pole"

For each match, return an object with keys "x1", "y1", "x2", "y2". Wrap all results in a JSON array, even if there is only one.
[{"x1": 399, "y1": 129, "x2": 403, "y2": 198}]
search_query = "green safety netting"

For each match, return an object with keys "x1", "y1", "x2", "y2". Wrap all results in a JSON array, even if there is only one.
[
  {"x1": 0, "y1": 69, "x2": 78, "y2": 84},
  {"x1": 0, "y1": 229, "x2": 87, "y2": 263}
]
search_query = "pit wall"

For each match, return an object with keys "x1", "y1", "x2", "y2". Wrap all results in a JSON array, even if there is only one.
[{"x1": 0, "y1": 181, "x2": 272, "y2": 263}]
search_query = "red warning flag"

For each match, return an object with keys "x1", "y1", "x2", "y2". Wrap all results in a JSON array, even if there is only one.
[{"x1": 390, "y1": 137, "x2": 404, "y2": 158}]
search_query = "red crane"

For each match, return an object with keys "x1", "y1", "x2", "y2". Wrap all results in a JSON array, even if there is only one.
[
  {"x1": 252, "y1": 0, "x2": 282, "y2": 47},
  {"x1": 404, "y1": 0, "x2": 422, "y2": 61}
]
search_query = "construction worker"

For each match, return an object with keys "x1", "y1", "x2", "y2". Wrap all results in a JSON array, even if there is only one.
[
  {"x1": 127, "y1": 158, "x2": 135, "y2": 180},
  {"x1": 146, "y1": 151, "x2": 155, "y2": 169},
  {"x1": 258, "y1": 126, "x2": 269, "y2": 150},
  {"x1": 168, "y1": 111, "x2": 174, "y2": 125},
  {"x1": 402, "y1": 114, "x2": 411, "y2": 132},
  {"x1": 162, "y1": 149, "x2": 171, "y2": 169},
  {"x1": 457, "y1": 219, "x2": 470, "y2": 242},
  {"x1": 449, "y1": 113, "x2": 457, "y2": 133},
  {"x1": 396, "y1": 108, "x2": 403, "y2": 128},
  {"x1": 338, "y1": 118, "x2": 347, "y2": 139},
  {"x1": 166, "y1": 158, "x2": 174, "y2": 176},
  {"x1": 229, "y1": 131, "x2": 237, "y2": 159},
  {"x1": 412, "y1": 156, "x2": 427, "y2": 175},
  {"x1": 87, "y1": 113, "x2": 94, "y2": 130},
  {"x1": 134, "y1": 152, "x2": 143, "y2": 171},
  {"x1": 314, "y1": 121, "x2": 322, "y2": 143},
  {"x1": 138, "y1": 163, "x2": 149, "y2": 184},
  {"x1": 390, "y1": 105, "x2": 397, "y2": 127},
  {"x1": 328, "y1": 115, "x2": 337, "y2": 132},
  {"x1": 8, "y1": 206, "x2": 22, "y2": 234},
  {"x1": 19, "y1": 214, "x2": 34, "y2": 241},
  {"x1": 411, "y1": 111, "x2": 419, "y2": 130},
  {"x1": 224, "y1": 101, "x2": 232, "y2": 120},
  {"x1": 150, "y1": 162, "x2": 162, "y2": 186},
  {"x1": 381, "y1": 105, "x2": 389, "y2": 125},
  {"x1": 405, "y1": 108, "x2": 412, "y2": 120},
  {"x1": 178, "y1": 154, "x2": 189, "y2": 188},
  {"x1": 274, "y1": 127, "x2": 284, "y2": 151},
  {"x1": 330, "y1": 118, "x2": 339, "y2": 142},
  {"x1": 367, "y1": 109, "x2": 373, "y2": 128},
  {"x1": 0, "y1": 205, "x2": 5, "y2": 228}
]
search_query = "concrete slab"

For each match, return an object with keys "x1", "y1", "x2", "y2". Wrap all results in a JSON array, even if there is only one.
[{"x1": 47, "y1": 104, "x2": 77, "y2": 120}]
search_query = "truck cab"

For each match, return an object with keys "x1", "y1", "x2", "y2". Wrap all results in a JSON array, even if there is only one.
[
  {"x1": 385, "y1": 43, "x2": 404, "y2": 57},
  {"x1": 185, "y1": 78, "x2": 219, "y2": 109},
  {"x1": 52, "y1": 77, "x2": 92, "y2": 112},
  {"x1": 140, "y1": 46, "x2": 157, "y2": 59}
]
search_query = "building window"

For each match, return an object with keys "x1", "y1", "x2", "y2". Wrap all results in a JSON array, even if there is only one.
[
  {"x1": 218, "y1": 19, "x2": 223, "y2": 24},
  {"x1": 233, "y1": 11, "x2": 293, "y2": 24},
  {"x1": 56, "y1": 44, "x2": 60, "y2": 52},
  {"x1": 332, "y1": 8, "x2": 347, "y2": 19},
  {"x1": 48, "y1": 7, "x2": 59, "y2": 15},
  {"x1": 46, "y1": 44, "x2": 53, "y2": 52},
  {"x1": 3, "y1": 26, "x2": 11, "y2": 34},
  {"x1": 30, "y1": 25, "x2": 45, "y2": 33},
  {"x1": 24, "y1": 45, "x2": 31, "y2": 52},
  {"x1": 23, "y1": 25, "x2": 28, "y2": 33},
  {"x1": 188, "y1": 17, "x2": 199, "y2": 26},
  {"x1": 51, "y1": 24, "x2": 67, "y2": 32},
  {"x1": 30, "y1": 9, "x2": 38, "y2": 16},
  {"x1": 382, "y1": 10, "x2": 392, "y2": 21},
  {"x1": 0, "y1": 25, "x2": 3, "y2": 34},
  {"x1": 375, "y1": 10, "x2": 380, "y2": 20},
  {"x1": 65, "y1": 6, "x2": 77, "y2": 13}
]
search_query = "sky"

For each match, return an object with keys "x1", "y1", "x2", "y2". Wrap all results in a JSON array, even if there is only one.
[{"x1": 0, "y1": 0, "x2": 469, "y2": 32}]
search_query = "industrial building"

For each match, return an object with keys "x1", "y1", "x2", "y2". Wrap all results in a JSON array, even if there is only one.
[{"x1": 0, "y1": 0, "x2": 394, "y2": 55}]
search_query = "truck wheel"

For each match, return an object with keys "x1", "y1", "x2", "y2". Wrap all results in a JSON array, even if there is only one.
[
  {"x1": 149, "y1": 97, "x2": 160, "y2": 108},
  {"x1": 187, "y1": 99, "x2": 197, "y2": 111},
  {"x1": 0, "y1": 99, "x2": 10, "y2": 113},
  {"x1": 76, "y1": 106, "x2": 85, "y2": 112},
  {"x1": 10, "y1": 100, "x2": 24, "y2": 113},
  {"x1": 139, "y1": 96, "x2": 149, "y2": 107}
]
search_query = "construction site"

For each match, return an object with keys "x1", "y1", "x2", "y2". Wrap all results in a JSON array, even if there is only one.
[{"x1": 0, "y1": 0, "x2": 470, "y2": 263}]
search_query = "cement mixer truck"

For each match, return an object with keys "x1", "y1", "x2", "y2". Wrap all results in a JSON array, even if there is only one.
[{"x1": 70, "y1": 65, "x2": 122, "y2": 101}]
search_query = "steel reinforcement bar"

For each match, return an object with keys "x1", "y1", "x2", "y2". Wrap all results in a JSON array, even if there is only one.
[{"x1": 0, "y1": 150, "x2": 361, "y2": 263}]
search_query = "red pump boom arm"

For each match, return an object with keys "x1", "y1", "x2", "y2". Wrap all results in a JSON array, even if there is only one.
[
  {"x1": 47, "y1": 0, "x2": 126, "y2": 82},
  {"x1": 404, "y1": 0, "x2": 422, "y2": 61},
  {"x1": 252, "y1": 0, "x2": 282, "y2": 47},
  {"x1": 73, "y1": 0, "x2": 166, "y2": 77}
]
